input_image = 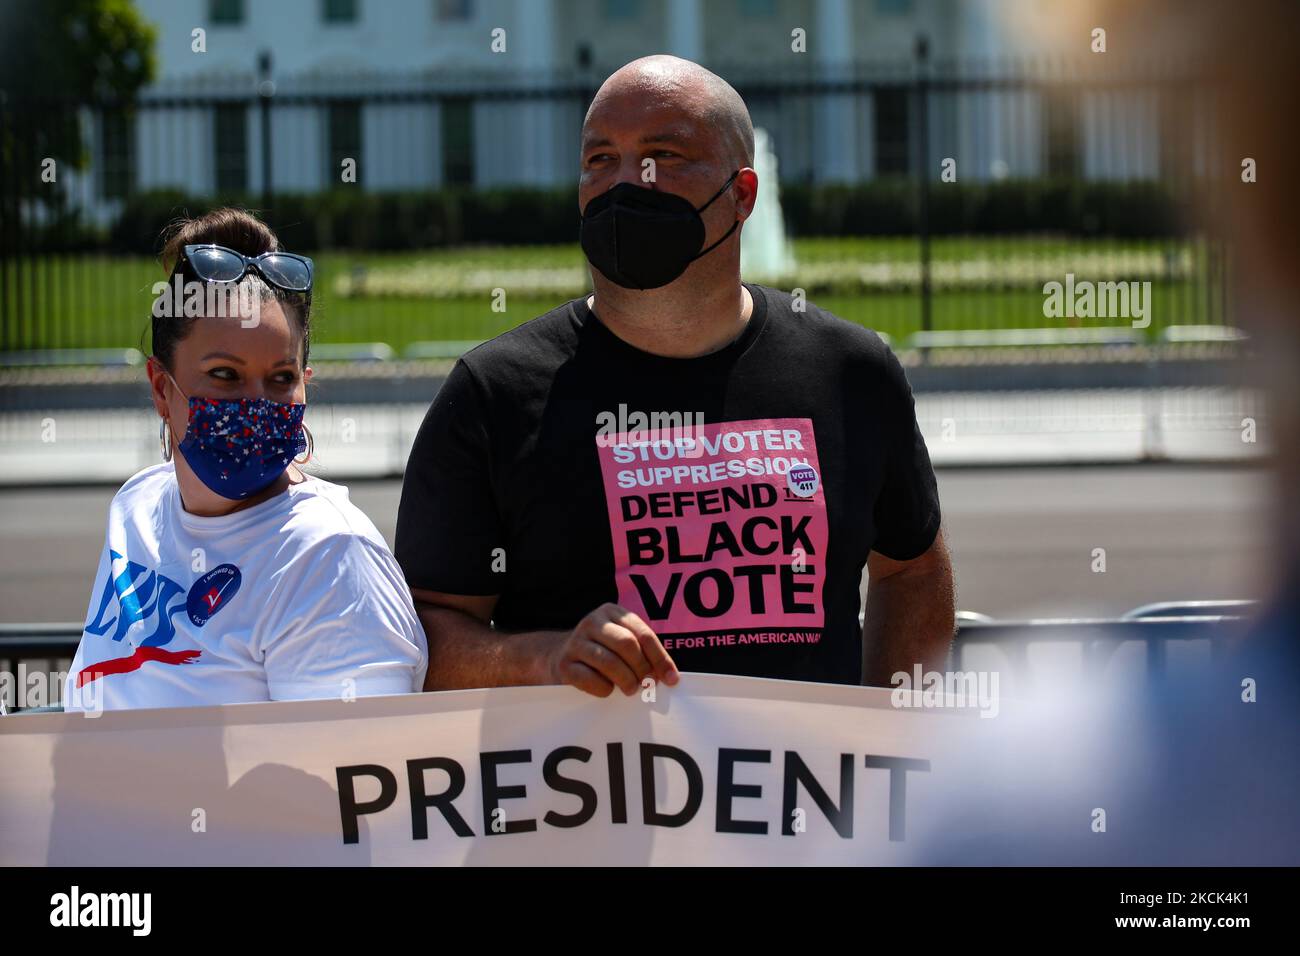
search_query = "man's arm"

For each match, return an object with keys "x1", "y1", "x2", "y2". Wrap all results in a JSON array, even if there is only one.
[
  {"x1": 861, "y1": 527, "x2": 955, "y2": 687},
  {"x1": 412, "y1": 589, "x2": 679, "y2": 696}
]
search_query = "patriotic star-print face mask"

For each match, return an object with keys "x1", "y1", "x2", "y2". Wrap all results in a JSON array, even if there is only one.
[{"x1": 166, "y1": 371, "x2": 307, "y2": 500}]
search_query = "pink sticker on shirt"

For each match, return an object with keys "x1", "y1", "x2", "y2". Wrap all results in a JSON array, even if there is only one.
[{"x1": 596, "y1": 417, "x2": 827, "y2": 635}]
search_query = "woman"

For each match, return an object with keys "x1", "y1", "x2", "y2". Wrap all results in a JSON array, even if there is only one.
[{"x1": 63, "y1": 208, "x2": 427, "y2": 711}]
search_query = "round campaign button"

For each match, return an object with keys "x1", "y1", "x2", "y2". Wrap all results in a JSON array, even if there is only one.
[
  {"x1": 186, "y1": 564, "x2": 242, "y2": 627},
  {"x1": 786, "y1": 463, "x2": 820, "y2": 498}
]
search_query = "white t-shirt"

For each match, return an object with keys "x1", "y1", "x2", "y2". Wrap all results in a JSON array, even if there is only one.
[{"x1": 63, "y1": 462, "x2": 428, "y2": 711}]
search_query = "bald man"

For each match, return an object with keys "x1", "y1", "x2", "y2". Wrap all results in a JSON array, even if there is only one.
[{"x1": 395, "y1": 55, "x2": 955, "y2": 697}]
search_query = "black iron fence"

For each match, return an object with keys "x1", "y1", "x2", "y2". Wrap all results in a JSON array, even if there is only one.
[{"x1": 0, "y1": 52, "x2": 1233, "y2": 359}]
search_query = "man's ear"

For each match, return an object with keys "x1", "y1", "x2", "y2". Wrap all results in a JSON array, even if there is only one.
[
  {"x1": 735, "y1": 167, "x2": 758, "y2": 220},
  {"x1": 303, "y1": 364, "x2": 314, "y2": 384}
]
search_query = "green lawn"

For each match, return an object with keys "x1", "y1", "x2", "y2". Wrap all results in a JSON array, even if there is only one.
[{"x1": 1, "y1": 237, "x2": 1225, "y2": 355}]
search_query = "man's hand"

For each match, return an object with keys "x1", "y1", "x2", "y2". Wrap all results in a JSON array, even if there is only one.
[{"x1": 545, "y1": 603, "x2": 680, "y2": 698}]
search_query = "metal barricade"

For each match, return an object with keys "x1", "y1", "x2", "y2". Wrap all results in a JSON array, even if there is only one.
[{"x1": 0, "y1": 601, "x2": 1259, "y2": 713}]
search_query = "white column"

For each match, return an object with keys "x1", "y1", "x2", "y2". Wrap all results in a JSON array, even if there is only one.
[
  {"x1": 959, "y1": 0, "x2": 1006, "y2": 181},
  {"x1": 667, "y1": 0, "x2": 703, "y2": 62},
  {"x1": 513, "y1": 0, "x2": 559, "y2": 185},
  {"x1": 517, "y1": 0, "x2": 556, "y2": 72},
  {"x1": 815, "y1": 0, "x2": 858, "y2": 183}
]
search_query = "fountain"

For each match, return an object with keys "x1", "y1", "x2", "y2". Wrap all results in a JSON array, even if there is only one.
[{"x1": 740, "y1": 126, "x2": 796, "y2": 279}]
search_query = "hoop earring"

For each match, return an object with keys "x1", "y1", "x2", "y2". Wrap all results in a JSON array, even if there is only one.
[
  {"x1": 160, "y1": 418, "x2": 172, "y2": 462},
  {"x1": 294, "y1": 423, "x2": 314, "y2": 464}
]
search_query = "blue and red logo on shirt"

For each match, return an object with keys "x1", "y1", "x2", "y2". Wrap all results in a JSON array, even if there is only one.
[{"x1": 77, "y1": 551, "x2": 242, "y2": 687}]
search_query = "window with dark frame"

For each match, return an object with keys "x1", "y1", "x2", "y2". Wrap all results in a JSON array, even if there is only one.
[
  {"x1": 323, "y1": 0, "x2": 358, "y2": 24},
  {"x1": 99, "y1": 109, "x2": 134, "y2": 201},
  {"x1": 603, "y1": 0, "x2": 640, "y2": 20},
  {"x1": 874, "y1": 86, "x2": 911, "y2": 176},
  {"x1": 327, "y1": 101, "x2": 363, "y2": 187},
  {"x1": 1044, "y1": 91, "x2": 1080, "y2": 179},
  {"x1": 436, "y1": 0, "x2": 472, "y2": 20},
  {"x1": 441, "y1": 96, "x2": 474, "y2": 187},
  {"x1": 214, "y1": 103, "x2": 248, "y2": 194},
  {"x1": 209, "y1": 0, "x2": 243, "y2": 25}
]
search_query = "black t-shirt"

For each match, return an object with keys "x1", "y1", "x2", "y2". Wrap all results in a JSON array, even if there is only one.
[{"x1": 394, "y1": 282, "x2": 940, "y2": 685}]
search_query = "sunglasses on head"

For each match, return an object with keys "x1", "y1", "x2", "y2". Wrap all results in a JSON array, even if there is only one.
[{"x1": 179, "y1": 243, "x2": 314, "y2": 293}]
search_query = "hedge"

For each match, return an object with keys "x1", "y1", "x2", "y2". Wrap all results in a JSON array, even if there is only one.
[{"x1": 30, "y1": 178, "x2": 1192, "y2": 255}]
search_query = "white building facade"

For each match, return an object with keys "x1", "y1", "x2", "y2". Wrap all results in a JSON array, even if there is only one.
[{"x1": 69, "y1": 0, "x2": 1200, "y2": 216}]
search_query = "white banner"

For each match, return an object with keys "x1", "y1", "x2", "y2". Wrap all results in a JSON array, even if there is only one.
[{"x1": 0, "y1": 674, "x2": 1000, "y2": 865}]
